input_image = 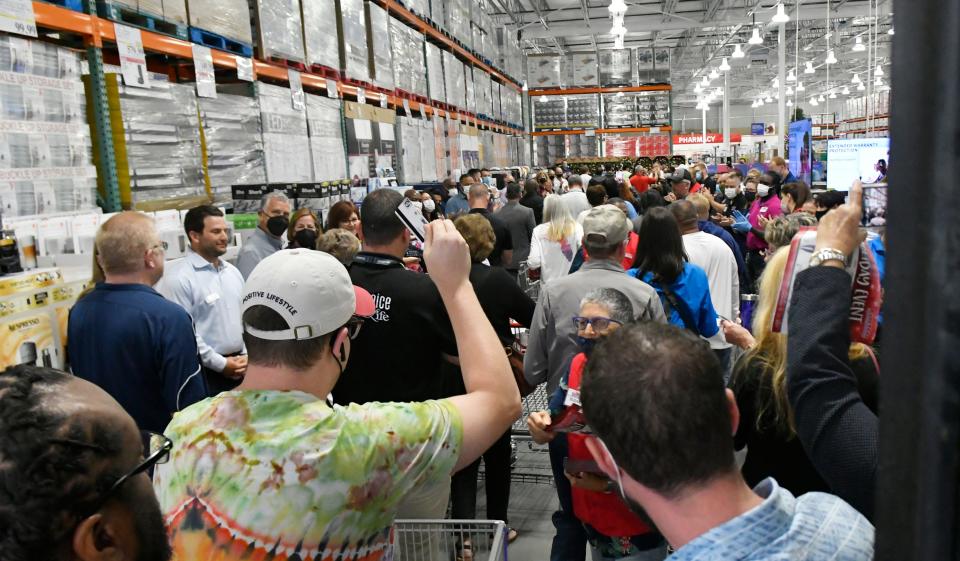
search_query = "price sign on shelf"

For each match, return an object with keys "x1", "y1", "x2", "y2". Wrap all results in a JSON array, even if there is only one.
[
  {"x1": 192, "y1": 44, "x2": 217, "y2": 98},
  {"x1": 0, "y1": 0, "x2": 37, "y2": 37},
  {"x1": 325, "y1": 78, "x2": 338, "y2": 99},
  {"x1": 114, "y1": 24, "x2": 150, "y2": 88},
  {"x1": 402, "y1": 99, "x2": 411, "y2": 116},
  {"x1": 235, "y1": 56, "x2": 253, "y2": 82},
  {"x1": 357, "y1": 87, "x2": 366, "y2": 105},
  {"x1": 288, "y1": 69, "x2": 304, "y2": 111},
  {"x1": 379, "y1": 93, "x2": 388, "y2": 108}
]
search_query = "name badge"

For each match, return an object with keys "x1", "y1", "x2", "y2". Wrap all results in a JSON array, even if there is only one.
[
  {"x1": 760, "y1": 206, "x2": 768, "y2": 213},
  {"x1": 564, "y1": 388, "x2": 581, "y2": 407},
  {"x1": 204, "y1": 292, "x2": 221, "y2": 305}
]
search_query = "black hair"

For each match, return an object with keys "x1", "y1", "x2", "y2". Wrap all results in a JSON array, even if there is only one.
[
  {"x1": 459, "y1": 174, "x2": 473, "y2": 184},
  {"x1": 586, "y1": 184, "x2": 607, "y2": 207},
  {"x1": 638, "y1": 190, "x2": 665, "y2": 214},
  {"x1": 602, "y1": 177, "x2": 620, "y2": 200},
  {"x1": 816, "y1": 190, "x2": 847, "y2": 209},
  {"x1": 242, "y1": 306, "x2": 332, "y2": 371},
  {"x1": 727, "y1": 169, "x2": 743, "y2": 181},
  {"x1": 506, "y1": 182, "x2": 522, "y2": 200},
  {"x1": 358, "y1": 188, "x2": 405, "y2": 246},
  {"x1": 632, "y1": 206, "x2": 687, "y2": 283},
  {"x1": 182, "y1": 205, "x2": 224, "y2": 237},
  {"x1": 467, "y1": 168, "x2": 481, "y2": 179},
  {"x1": 0, "y1": 366, "x2": 127, "y2": 561},
  {"x1": 876, "y1": 159, "x2": 887, "y2": 174},
  {"x1": 581, "y1": 322, "x2": 734, "y2": 498}
]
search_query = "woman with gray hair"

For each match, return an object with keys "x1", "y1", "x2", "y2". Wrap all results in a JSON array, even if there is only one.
[
  {"x1": 763, "y1": 213, "x2": 818, "y2": 257},
  {"x1": 527, "y1": 286, "x2": 667, "y2": 561}
]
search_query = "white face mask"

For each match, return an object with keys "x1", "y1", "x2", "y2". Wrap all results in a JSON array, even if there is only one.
[
  {"x1": 412, "y1": 201, "x2": 423, "y2": 211},
  {"x1": 757, "y1": 184, "x2": 771, "y2": 198},
  {"x1": 724, "y1": 188, "x2": 738, "y2": 200},
  {"x1": 423, "y1": 199, "x2": 436, "y2": 213},
  {"x1": 448, "y1": 188, "x2": 458, "y2": 197}
]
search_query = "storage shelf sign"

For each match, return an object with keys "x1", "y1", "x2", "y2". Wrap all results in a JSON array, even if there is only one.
[
  {"x1": 0, "y1": 0, "x2": 37, "y2": 38},
  {"x1": 235, "y1": 56, "x2": 253, "y2": 82},
  {"x1": 114, "y1": 23, "x2": 150, "y2": 88},
  {"x1": 192, "y1": 44, "x2": 216, "y2": 98},
  {"x1": 288, "y1": 69, "x2": 304, "y2": 111}
]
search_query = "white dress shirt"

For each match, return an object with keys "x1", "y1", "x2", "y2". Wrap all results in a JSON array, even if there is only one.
[
  {"x1": 159, "y1": 249, "x2": 245, "y2": 372},
  {"x1": 682, "y1": 231, "x2": 739, "y2": 350}
]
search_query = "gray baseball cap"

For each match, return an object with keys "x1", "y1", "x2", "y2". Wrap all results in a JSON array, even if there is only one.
[{"x1": 582, "y1": 205, "x2": 631, "y2": 246}]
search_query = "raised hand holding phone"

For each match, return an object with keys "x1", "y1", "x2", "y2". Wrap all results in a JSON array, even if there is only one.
[{"x1": 816, "y1": 180, "x2": 867, "y2": 264}]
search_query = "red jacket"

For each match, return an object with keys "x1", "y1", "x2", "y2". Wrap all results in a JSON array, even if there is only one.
[{"x1": 567, "y1": 353, "x2": 653, "y2": 537}]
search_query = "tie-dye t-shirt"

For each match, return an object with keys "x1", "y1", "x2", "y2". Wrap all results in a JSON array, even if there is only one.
[{"x1": 153, "y1": 390, "x2": 463, "y2": 561}]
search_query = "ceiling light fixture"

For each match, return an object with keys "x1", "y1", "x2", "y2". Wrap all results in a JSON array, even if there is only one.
[
  {"x1": 757, "y1": 98, "x2": 764, "y2": 106},
  {"x1": 818, "y1": 94, "x2": 825, "y2": 102},
  {"x1": 829, "y1": 91, "x2": 837, "y2": 99},
  {"x1": 825, "y1": 50, "x2": 838, "y2": 64},
  {"x1": 608, "y1": 0, "x2": 628, "y2": 20},
  {"x1": 748, "y1": 27, "x2": 763, "y2": 45},
  {"x1": 701, "y1": 75, "x2": 710, "y2": 86},
  {"x1": 764, "y1": 94, "x2": 773, "y2": 103},
  {"x1": 772, "y1": 3, "x2": 790, "y2": 23},
  {"x1": 732, "y1": 44, "x2": 745, "y2": 58},
  {"x1": 786, "y1": 69, "x2": 796, "y2": 82},
  {"x1": 852, "y1": 36, "x2": 866, "y2": 52},
  {"x1": 786, "y1": 85, "x2": 793, "y2": 95},
  {"x1": 874, "y1": 64, "x2": 884, "y2": 77},
  {"x1": 610, "y1": 21, "x2": 626, "y2": 36},
  {"x1": 787, "y1": 99, "x2": 793, "y2": 107},
  {"x1": 810, "y1": 96, "x2": 818, "y2": 106},
  {"x1": 796, "y1": 81, "x2": 805, "y2": 92},
  {"x1": 694, "y1": 83, "x2": 703, "y2": 93},
  {"x1": 841, "y1": 86, "x2": 850, "y2": 95},
  {"x1": 852, "y1": 73, "x2": 861, "y2": 84},
  {"x1": 874, "y1": 76, "x2": 884, "y2": 86},
  {"x1": 719, "y1": 57, "x2": 731, "y2": 71},
  {"x1": 857, "y1": 82, "x2": 866, "y2": 91},
  {"x1": 804, "y1": 61, "x2": 815, "y2": 74},
  {"x1": 709, "y1": 69, "x2": 720, "y2": 80},
  {"x1": 888, "y1": 27, "x2": 895, "y2": 35}
]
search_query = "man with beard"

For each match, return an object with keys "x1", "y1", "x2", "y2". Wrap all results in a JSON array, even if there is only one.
[
  {"x1": 0, "y1": 365, "x2": 173, "y2": 561},
  {"x1": 160, "y1": 206, "x2": 247, "y2": 395},
  {"x1": 579, "y1": 323, "x2": 875, "y2": 560}
]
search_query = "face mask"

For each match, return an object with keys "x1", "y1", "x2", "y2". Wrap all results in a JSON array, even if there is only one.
[
  {"x1": 745, "y1": 191, "x2": 757, "y2": 202},
  {"x1": 695, "y1": 172, "x2": 703, "y2": 181},
  {"x1": 576, "y1": 336, "x2": 598, "y2": 357},
  {"x1": 757, "y1": 184, "x2": 771, "y2": 198},
  {"x1": 596, "y1": 438, "x2": 659, "y2": 530},
  {"x1": 448, "y1": 188, "x2": 459, "y2": 197},
  {"x1": 266, "y1": 215, "x2": 289, "y2": 237},
  {"x1": 724, "y1": 188, "x2": 738, "y2": 200},
  {"x1": 423, "y1": 199, "x2": 436, "y2": 213},
  {"x1": 293, "y1": 228, "x2": 318, "y2": 249},
  {"x1": 412, "y1": 200, "x2": 423, "y2": 211}
]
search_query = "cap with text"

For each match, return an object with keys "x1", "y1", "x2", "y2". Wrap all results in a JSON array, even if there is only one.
[
  {"x1": 241, "y1": 249, "x2": 374, "y2": 341},
  {"x1": 582, "y1": 205, "x2": 630, "y2": 246}
]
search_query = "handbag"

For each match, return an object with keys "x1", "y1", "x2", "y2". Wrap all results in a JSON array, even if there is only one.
[{"x1": 505, "y1": 339, "x2": 536, "y2": 397}]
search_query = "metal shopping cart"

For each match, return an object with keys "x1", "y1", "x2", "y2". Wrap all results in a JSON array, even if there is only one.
[{"x1": 391, "y1": 520, "x2": 508, "y2": 561}]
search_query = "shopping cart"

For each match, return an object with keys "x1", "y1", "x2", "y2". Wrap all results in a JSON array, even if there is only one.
[
  {"x1": 391, "y1": 520, "x2": 508, "y2": 561},
  {"x1": 516, "y1": 261, "x2": 540, "y2": 301}
]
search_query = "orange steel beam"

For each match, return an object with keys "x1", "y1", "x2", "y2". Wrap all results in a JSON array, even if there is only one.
[{"x1": 529, "y1": 85, "x2": 673, "y2": 96}]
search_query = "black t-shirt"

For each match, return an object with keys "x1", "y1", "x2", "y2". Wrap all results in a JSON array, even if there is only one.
[
  {"x1": 469, "y1": 208, "x2": 513, "y2": 267},
  {"x1": 333, "y1": 252, "x2": 458, "y2": 405}
]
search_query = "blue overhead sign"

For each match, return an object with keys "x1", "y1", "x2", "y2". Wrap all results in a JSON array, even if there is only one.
[{"x1": 751, "y1": 123, "x2": 765, "y2": 136}]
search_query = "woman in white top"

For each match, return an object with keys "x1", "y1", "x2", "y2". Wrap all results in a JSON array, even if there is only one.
[{"x1": 527, "y1": 194, "x2": 583, "y2": 285}]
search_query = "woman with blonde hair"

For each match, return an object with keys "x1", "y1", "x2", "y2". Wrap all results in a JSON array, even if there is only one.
[
  {"x1": 728, "y1": 246, "x2": 879, "y2": 496},
  {"x1": 527, "y1": 194, "x2": 583, "y2": 285}
]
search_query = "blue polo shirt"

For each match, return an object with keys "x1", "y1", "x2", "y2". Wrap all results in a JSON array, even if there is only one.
[{"x1": 68, "y1": 283, "x2": 206, "y2": 433}]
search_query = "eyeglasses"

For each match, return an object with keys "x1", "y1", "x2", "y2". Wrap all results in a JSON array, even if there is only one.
[
  {"x1": 150, "y1": 240, "x2": 168, "y2": 253},
  {"x1": 572, "y1": 316, "x2": 622, "y2": 332},
  {"x1": 345, "y1": 316, "x2": 365, "y2": 340}
]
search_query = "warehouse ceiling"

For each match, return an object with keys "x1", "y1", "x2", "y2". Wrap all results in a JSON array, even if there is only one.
[{"x1": 488, "y1": 0, "x2": 894, "y2": 107}]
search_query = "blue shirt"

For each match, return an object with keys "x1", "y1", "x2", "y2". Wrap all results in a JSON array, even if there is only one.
[
  {"x1": 670, "y1": 478, "x2": 874, "y2": 561},
  {"x1": 68, "y1": 283, "x2": 206, "y2": 433},
  {"x1": 236, "y1": 227, "x2": 283, "y2": 280},
  {"x1": 158, "y1": 250, "x2": 245, "y2": 372},
  {"x1": 699, "y1": 220, "x2": 749, "y2": 289},
  {"x1": 628, "y1": 263, "x2": 719, "y2": 337},
  {"x1": 444, "y1": 193, "x2": 470, "y2": 217}
]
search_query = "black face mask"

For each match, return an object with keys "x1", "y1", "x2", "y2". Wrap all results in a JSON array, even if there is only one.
[
  {"x1": 266, "y1": 216, "x2": 289, "y2": 237},
  {"x1": 293, "y1": 228, "x2": 318, "y2": 249},
  {"x1": 744, "y1": 192, "x2": 757, "y2": 202}
]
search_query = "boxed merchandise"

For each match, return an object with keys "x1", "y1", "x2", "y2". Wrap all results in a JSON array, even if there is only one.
[
  {"x1": 396, "y1": 116, "x2": 422, "y2": 184},
  {"x1": 446, "y1": 117, "x2": 460, "y2": 175},
  {"x1": 497, "y1": 27, "x2": 522, "y2": 82},
  {"x1": 302, "y1": 0, "x2": 339, "y2": 70},
  {"x1": 569, "y1": 52, "x2": 598, "y2": 86},
  {"x1": 428, "y1": 0, "x2": 444, "y2": 30},
  {"x1": 365, "y1": 2, "x2": 394, "y2": 90},
  {"x1": 652, "y1": 48, "x2": 671, "y2": 84},
  {"x1": 444, "y1": 0, "x2": 470, "y2": 51},
  {"x1": 305, "y1": 93, "x2": 347, "y2": 181},
  {"x1": 603, "y1": 93, "x2": 638, "y2": 128},
  {"x1": 635, "y1": 91, "x2": 670, "y2": 127},
  {"x1": 431, "y1": 116, "x2": 446, "y2": 179},
  {"x1": 198, "y1": 92, "x2": 267, "y2": 205},
  {"x1": 599, "y1": 49, "x2": 634, "y2": 87},
  {"x1": 425, "y1": 42, "x2": 446, "y2": 104},
  {"x1": 0, "y1": 267, "x2": 77, "y2": 371},
  {"x1": 162, "y1": 0, "x2": 188, "y2": 24},
  {"x1": 442, "y1": 51, "x2": 466, "y2": 110},
  {"x1": 343, "y1": 101, "x2": 394, "y2": 185},
  {"x1": 527, "y1": 55, "x2": 566, "y2": 89},
  {"x1": 475, "y1": 70, "x2": 492, "y2": 118},
  {"x1": 389, "y1": 18, "x2": 427, "y2": 98},
  {"x1": 256, "y1": 82, "x2": 313, "y2": 182},
  {"x1": 251, "y1": 0, "x2": 306, "y2": 63},
  {"x1": 230, "y1": 183, "x2": 270, "y2": 213},
  {"x1": 637, "y1": 48, "x2": 655, "y2": 84},
  {"x1": 533, "y1": 97, "x2": 564, "y2": 131},
  {"x1": 460, "y1": 125, "x2": 479, "y2": 171},
  {"x1": 337, "y1": 0, "x2": 370, "y2": 82},
  {"x1": 567, "y1": 135, "x2": 597, "y2": 159},
  {"x1": 418, "y1": 119, "x2": 436, "y2": 181},
  {"x1": 491, "y1": 83, "x2": 501, "y2": 121},
  {"x1": 566, "y1": 94, "x2": 600, "y2": 129},
  {"x1": 187, "y1": 0, "x2": 253, "y2": 45},
  {"x1": 464, "y1": 66, "x2": 475, "y2": 114}
]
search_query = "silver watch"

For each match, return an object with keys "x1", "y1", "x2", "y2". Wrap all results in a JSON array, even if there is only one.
[{"x1": 809, "y1": 248, "x2": 848, "y2": 267}]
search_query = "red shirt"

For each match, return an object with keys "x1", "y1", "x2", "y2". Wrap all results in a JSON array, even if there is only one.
[{"x1": 630, "y1": 174, "x2": 655, "y2": 193}]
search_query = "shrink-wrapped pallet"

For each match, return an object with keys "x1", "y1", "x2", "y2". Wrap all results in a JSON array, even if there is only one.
[
  {"x1": 198, "y1": 92, "x2": 266, "y2": 205},
  {"x1": 425, "y1": 42, "x2": 445, "y2": 104},
  {"x1": 251, "y1": 0, "x2": 305, "y2": 63},
  {"x1": 256, "y1": 82, "x2": 312, "y2": 182},
  {"x1": 389, "y1": 18, "x2": 427, "y2": 98},
  {"x1": 366, "y1": 2, "x2": 394, "y2": 89},
  {"x1": 302, "y1": 0, "x2": 339, "y2": 70},
  {"x1": 306, "y1": 93, "x2": 347, "y2": 180},
  {"x1": 337, "y1": 0, "x2": 369, "y2": 82}
]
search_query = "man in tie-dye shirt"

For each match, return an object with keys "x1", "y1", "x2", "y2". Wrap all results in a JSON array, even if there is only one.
[{"x1": 154, "y1": 221, "x2": 521, "y2": 560}]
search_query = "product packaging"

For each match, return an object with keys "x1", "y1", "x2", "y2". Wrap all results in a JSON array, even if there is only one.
[
  {"x1": 389, "y1": 17, "x2": 427, "y2": 98},
  {"x1": 256, "y1": 82, "x2": 313, "y2": 182},
  {"x1": 305, "y1": 93, "x2": 347, "y2": 181},
  {"x1": 425, "y1": 41, "x2": 446, "y2": 104},
  {"x1": 366, "y1": 2, "x2": 394, "y2": 90},
  {"x1": 252, "y1": 0, "x2": 306, "y2": 63},
  {"x1": 187, "y1": 0, "x2": 253, "y2": 45},
  {"x1": 337, "y1": 0, "x2": 369, "y2": 82},
  {"x1": 302, "y1": 0, "x2": 339, "y2": 70},
  {"x1": 198, "y1": 92, "x2": 267, "y2": 205},
  {"x1": 599, "y1": 49, "x2": 635, "y2": 87}
]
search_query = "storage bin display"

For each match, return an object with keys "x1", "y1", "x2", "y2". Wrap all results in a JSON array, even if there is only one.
[
  {"x1": 256, "y1": 82, "x2": 312, "y2": 182},
  {"x1": 425, "y1": 41, "x2": 446, "y2": 104},
  {"x1": 306, "y1": 93, "x2": 347, "y2": 181},
  {"x1": 251, "y1": 0, "x2": 306, "y2": 63},
  {"x1": 337, "y1": 0, "x2": 369, "y2": 82},
  {"x1": 366, "y1": 2, "x2": 394, "y2": 89},
  {"x1": 0, "y1": 38, "x2": 96, "y2": 218},
  {"x1": 302, "y1": 0, "x2": 339, "y2": 71},
  {"x1": 198, "y1": 92, "x2": 266, "y2": 205}
]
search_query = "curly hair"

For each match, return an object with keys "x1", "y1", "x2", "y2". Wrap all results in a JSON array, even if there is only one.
[
  {"x1": 0, "y1": 366, "x2": 125, "y2": 561},
  {"x1": 453, "y1": 214, "x2": 496, "y2": 263}
]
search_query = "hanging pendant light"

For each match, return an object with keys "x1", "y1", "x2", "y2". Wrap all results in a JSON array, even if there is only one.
[
  {"x1": 764, "y1": 94, "x2": 773, "y2": 103},
  {"x1": 825, "y1": 50, "x2": 838, "y2": 65},
  {"x1": 608, "y1": 0, "x2": 628, "y2": 19},
  {"x1": 804, "y1": 61, "x2": 815, "y2": 74},
  {"x1": 841, "y1": 86, "x2": 850, "y2": 95},
  {"x1": 796, "y1": 81, "x2": 805, "y2": 92},
  {"x1": 539, "y1": 95, "x2": 548, "y2": 103},
  {"x1": 852, "y1": 73, "x2": 861, "y2": 84},
  {"x1": 817, "y1": 94, "x2": 825, "y2": 102},
  {"x1": 715, "y1": 87, "x2": 724, "y2": 96},
  {"x1": 709, "y1": 69, "x2": 719, "y2": 80},
  {"x1": 757, "y1": 98, "x2": 764, "y2": 107},
  {"x1": 771, "y1": 2, "x2": 790, "y2": 23},
  {"x1": 786, "y1": 85, "x2": 794, "y2": 95},
  {"x1": 874, "y1": 76, "x2": 884, "y2": 87},
  {"x1": 694, "y1": 83, "x2": 703, "y2": 93},
  {"x1": 857, "y1": 82, "x2": 866, "y2": 91},
  {"x1": 718, "y1": 57, "x2": 731, "y2": 71},
  {"x1": 810, "y1": 96, "x2": 818, "y2": 106},
  {"x1": 772, "y1": 77, "x2": 780, "y2": 89},
  {"x1": 732, "y1": 44, "x2": 745, "y2": 58},
  {"x1": 610, "y1": 21, "x2": 626, "y2": 36},
  {"x1": 852, "y1": 36, "x2": 866, "y2": 52},
  {"x1": 748, "y1": 27, "x2": 763, "y2": 45},
  {"x1": 786, "y1": 69, "x2": 796, "y2": 82},
  {"x1": 787, "y1": 99, "x2": 793, "y2": 107},
  {"x1": 701, "y1": 75, "x2": 710, "y2": 86},
  {"x1": 874, "y1": 64, "x2": 884, "y2": 77}
]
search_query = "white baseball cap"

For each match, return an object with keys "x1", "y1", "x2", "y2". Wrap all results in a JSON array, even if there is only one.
[{"x1": 241, "y1": 249, "x2": 374, "y2": 341}]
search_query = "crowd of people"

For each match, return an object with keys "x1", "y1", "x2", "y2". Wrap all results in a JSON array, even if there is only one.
[{"x1": 0, "y1": 161, "x2": 885, "y2": 561}]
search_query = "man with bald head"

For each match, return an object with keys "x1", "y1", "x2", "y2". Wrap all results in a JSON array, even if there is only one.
[
  {"x1": 469, "y1": 181, "x2": 513, "y2": 267},
  {"x1": 0, "y1": 365, "x2": 173, "y2": 561},
  {"x1": 68, "y1": 212, "x2": 206, "y2": 433}
]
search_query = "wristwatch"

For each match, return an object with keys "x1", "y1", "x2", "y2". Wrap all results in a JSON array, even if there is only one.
[
  {"x1": 809, "y1": 248, "x2": 848, "y2": 267},
  {"x1": 604, "y1": 479, "x2": 617, "y2": 494}
]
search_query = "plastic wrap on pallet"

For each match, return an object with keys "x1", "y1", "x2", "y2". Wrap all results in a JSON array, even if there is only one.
[
  {"x1": 162, "y1": 0, "x2": 188, "y2": 24},
  {"x1": 653, "y1": 47, "x2": 671, "y2": 84},
  {"x1": 603, "y1": 93, "x2": 638, "y2": 128},
  {"x1": 442, "y1": 51, "x2": 466, "y2": 110},
  {"x1": 403, "y1": 0, "x2": 427, "y2": 16},
  {"x1": 418, "y1": 119, "x2": 436, "y2": 181},
  {"x1": 428, "y1": 0, "x2": 444, "y2": 31},
  {"x1": 567, "y1": 134, "x2": 597, "y2": 159},
  {"x1": 497, "y1": 26, "x2": 521, "y2": 82},
  {"x1": 396, "y1": 116, "x2": 421, "y2": 184},
  {"x1": 305, "y1": 93, "x2": 347, "y2": 181},
  {"x1": 491, "y1": 81, "x2": 501, "y2": 121},
  {"x1": 388, "y1": 17, "x2": 427, "y2": 98},
  {"x1": 475, "y1": 70, "x2": 491, "y2": 117},
  {"x1": 565, "y1": 94, "x2": 599, "y2": 129},
  {"x1": 445, "y1": 0, "x2": 470, "y2": 51},
  {"x1": 252, "y1": 0, "x2": 306, "y2": 63},
  {"x1": 604, "y1": 136, "x2": 638, "y2": 158},
  {"x1": 111, "y1": 78, "x2": 205, "y2": 204},
  {"x1": 337, "y1": 0, "x2": 368, "y2": 81},
  {"x1": 366, "y1": 2, "x2": 394, "y2": 90},
  {"x1": 139, "y1": 0, "x2": 163, "y2": 17},
  {"x1": 0, "y1": 39, "x2": 95, "y2": 218},
  {"x1": 187, "y1": 0, "x2": 253, "y2": 45},
  {"x1": 256, "y1": 82, "x2": 312, "y2": 182},
  {"x1": 527, "y1": 54, "x2": 566, "y2": 89},
  {"x1": 464, "y1": 65, "x2": 475, "y2": 114},
  {"x1": 302, "y1": 0, "x2": 339, "y2": 71},
  {"x1": 198, "y1": 93, "x2": 266, "y2": 205},
  {"x1": 569, "y1": 52, "x2": 598, "y2": 86},
  {"x1": 599, "y1": 49, "x2": 635, "y2": 87},
  {"x1": 636, "y1": 91, "x2": 670, "y2": 127},
  {"x1": 533, "y1": 97, "x2": 564, "y2": 131},
  {"x1": 425, "y1": 41, "x2": 445, "y2": 104},
  {"x1": 431, "y1": 116, "x2": 446, "y2": 179}
]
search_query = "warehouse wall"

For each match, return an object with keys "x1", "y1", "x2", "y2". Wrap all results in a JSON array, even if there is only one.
[{"x1": 672, "y1": 102, "x2": 781, "y2": 133}]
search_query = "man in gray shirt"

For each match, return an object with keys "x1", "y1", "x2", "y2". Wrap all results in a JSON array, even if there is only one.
[
  {"x1": 524, "y1": 205, "x2": 666, "y2": 395},
  {"x1": 236, "y1": 191, "x2": 291, "y2": 279},
  {"x1": 559, "y1": 175, "x2": 591, "y2": 218},
  {"x1": 494, "y1": 182, "x2": 535, "y2": 275}
]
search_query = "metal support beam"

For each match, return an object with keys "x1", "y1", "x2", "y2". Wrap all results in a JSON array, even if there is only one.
[
  {"x1": 85, "y1": 45, "x2": 121, "y2": 212},
  {"x1": 777, "y1": 22, "x2": 786, "y2": 153}
]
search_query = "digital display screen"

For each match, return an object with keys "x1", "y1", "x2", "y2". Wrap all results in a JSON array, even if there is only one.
[
  {"x1": 827, "y1": 138, "x2": 890, "y2": 191},
  {"x1": 788, "y1": 119, "x2": 812, "y2": 184}
]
